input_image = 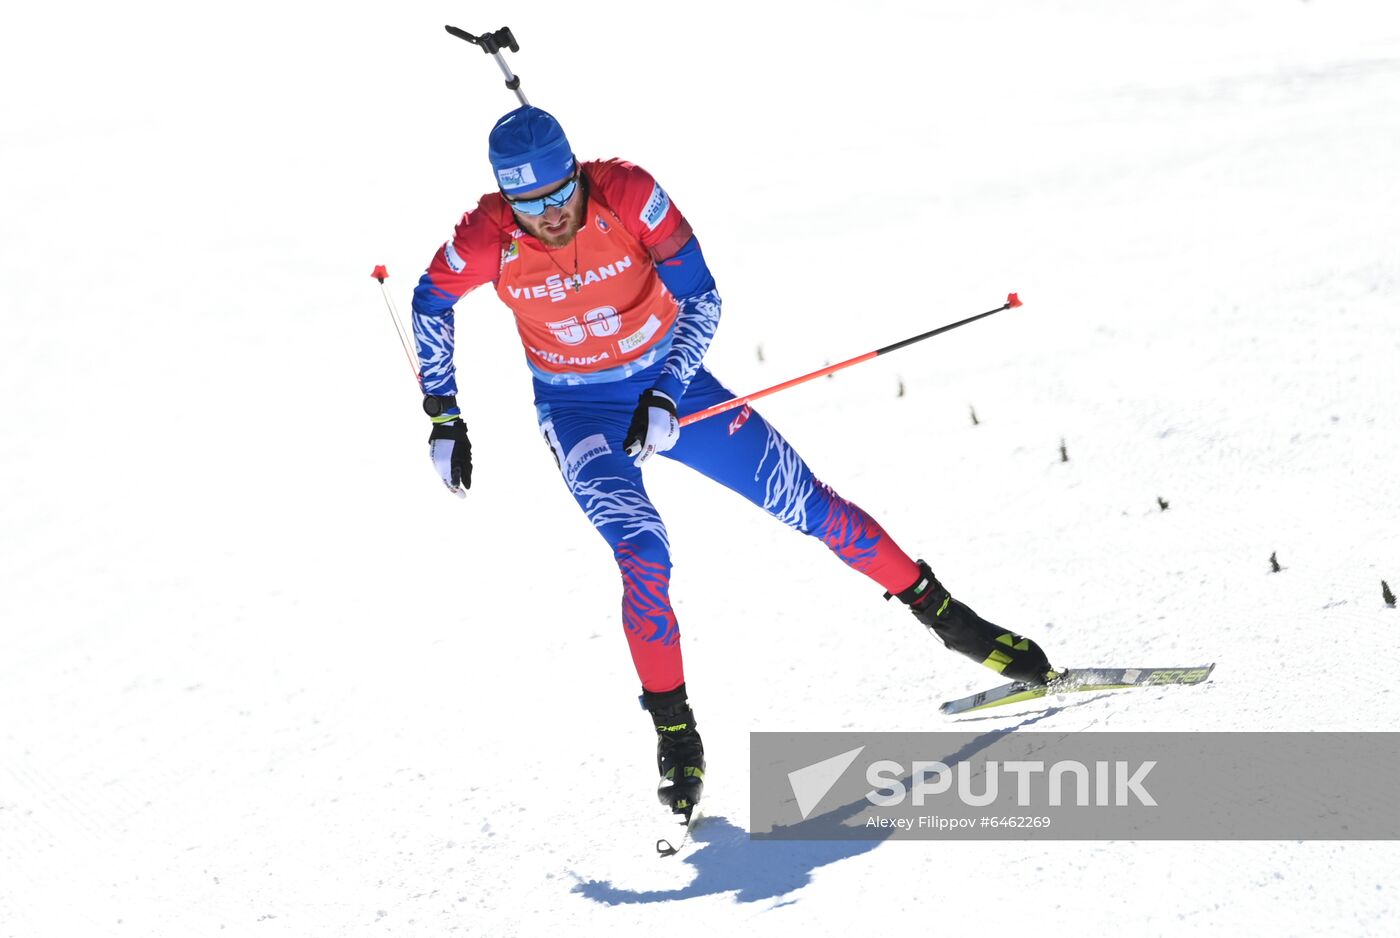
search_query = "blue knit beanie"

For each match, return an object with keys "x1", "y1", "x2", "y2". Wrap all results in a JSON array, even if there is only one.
[{"x1": 488, "y1": 106, "x2": 576, "y2": 194}]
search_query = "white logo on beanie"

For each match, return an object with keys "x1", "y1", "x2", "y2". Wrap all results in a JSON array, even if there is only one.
[{"x1": 497, "y1": 163, "x2": 538, "y2": 189}]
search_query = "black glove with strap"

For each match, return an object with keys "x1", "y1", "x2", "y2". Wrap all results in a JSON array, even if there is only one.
[
  {"x1": 428, "y1": 415, "x2": 472, "y2": 498},
  {"x1": 622, "y1": 389, "x2": 680, "y2": 467}
]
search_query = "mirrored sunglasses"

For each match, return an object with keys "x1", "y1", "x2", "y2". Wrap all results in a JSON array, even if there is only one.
[{"x1": 504, "y1": 175, "x2": 579, "y2": 217}]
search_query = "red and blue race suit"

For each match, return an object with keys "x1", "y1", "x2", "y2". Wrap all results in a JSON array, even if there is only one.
[{"x1": 413, "y1": 160, "x2": 920, "y2": 692}]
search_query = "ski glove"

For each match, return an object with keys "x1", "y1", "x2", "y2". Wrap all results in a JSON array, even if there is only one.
[
  {"x1": 429, "y1": 419, "x2": 472, "y2": 497},
  {"x1": 623, "y1": 389, "x2": 679, "y2": 467}
]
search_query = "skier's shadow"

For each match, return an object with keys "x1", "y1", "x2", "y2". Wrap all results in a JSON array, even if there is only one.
[
  {"x1": 570, "y1": 811, "x2": 880, "y2": 906},
  {"x1": 571, "y1": 707, "x2": 1069, "y2": 906}
]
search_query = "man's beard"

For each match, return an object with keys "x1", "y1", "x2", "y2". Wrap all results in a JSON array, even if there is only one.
[{"x1": 538, "y1": 211, "x2": 581, "y2": 248}]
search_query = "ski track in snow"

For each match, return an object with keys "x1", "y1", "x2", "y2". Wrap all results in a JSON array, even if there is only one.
[{"x1": 2, "y1": 1, "x2": 1398, "y2": 935}]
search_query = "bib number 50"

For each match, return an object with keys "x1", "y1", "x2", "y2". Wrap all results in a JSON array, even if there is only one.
[{"x1": 546, "y1": 307, "x2": 620, "y2": 346}]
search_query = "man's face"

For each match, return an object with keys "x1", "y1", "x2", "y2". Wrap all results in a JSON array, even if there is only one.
[{"x1": 507, "y1": 174, "x2": 585, "y2": 248}]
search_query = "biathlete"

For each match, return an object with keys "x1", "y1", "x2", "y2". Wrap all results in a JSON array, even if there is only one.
[{"x1": 411, "y1": 105, "x2": 1055, "y2": 817}]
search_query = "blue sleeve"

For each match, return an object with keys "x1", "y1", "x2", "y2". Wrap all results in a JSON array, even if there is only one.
[
  {"x1": 651, "y1": 237, "x2": 722, "y2": 404},
  {"x1": 412, "y1": 271, "x2": 461, "y2": 405}
]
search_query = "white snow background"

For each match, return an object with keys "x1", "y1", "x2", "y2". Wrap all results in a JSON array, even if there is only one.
[{"x1": 3, "y1": 0, "x2": 1399, "y2": 935}]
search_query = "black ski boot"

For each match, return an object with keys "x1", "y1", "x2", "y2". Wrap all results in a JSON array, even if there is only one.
[
  {"x1": 641, "y1": 684, "x2": 705, "y2": 817},
  {"x1": 889, "y1": 559, "x2": 1055, "y2": 684}
]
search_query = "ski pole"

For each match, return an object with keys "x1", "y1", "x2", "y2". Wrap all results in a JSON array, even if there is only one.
[
  {"x1": 679, "y1": 293, "x2": 1024, "y2": 428},
  {"x1": 371, "y1": 265, "x2": 422, "y2": 389},
  {"x1": 445, "y1": 25, "x2": 528, "y2": 106}
]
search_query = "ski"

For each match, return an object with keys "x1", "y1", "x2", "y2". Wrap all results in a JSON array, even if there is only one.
[
  {"x1": 655, "y1": 804, "x2": 705, "y2": 858},
  {"x1": 939, "y1": 664, "x2": 1215, "y2": 715}
]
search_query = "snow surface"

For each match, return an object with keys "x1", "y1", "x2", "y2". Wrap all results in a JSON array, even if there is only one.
[{"x1": 3, "y1": 1, "x2": 1399, "y2": 935}]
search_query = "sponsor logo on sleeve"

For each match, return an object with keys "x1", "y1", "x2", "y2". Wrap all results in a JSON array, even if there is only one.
[
  {"x1": 640, "y1": 183, "x2": 671, "y2": 231},
  {"x1": 444, "y1": 241, "x2": 466, "y2": 274},
  {"x1": 500, "y1": 241, "x2": 520, "y2": 267},
  {"x1": 496, "y1": 163, "x2": 538, "y2": 189}
]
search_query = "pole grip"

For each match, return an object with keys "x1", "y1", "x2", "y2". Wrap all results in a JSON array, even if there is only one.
[
  {"x1": 445, "y1": 25, "x2": 519, "y2": 55},
  {"x1": 445, "y1": 25, "x2": 527, "y2": 104}
]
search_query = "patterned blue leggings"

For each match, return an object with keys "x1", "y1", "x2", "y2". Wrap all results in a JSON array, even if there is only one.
[{"x1": 536, "y1": 365, "x2": 919, "y2": 692}]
